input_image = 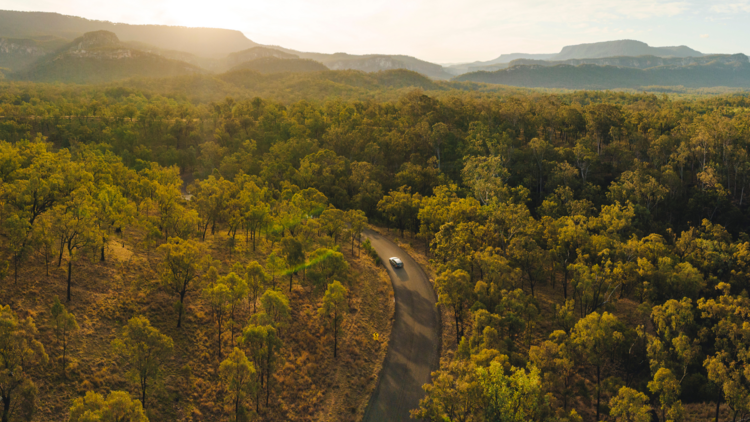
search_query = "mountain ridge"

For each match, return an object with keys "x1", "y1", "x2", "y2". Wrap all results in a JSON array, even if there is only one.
[{"x1": 0, "y1": 10, "x2": 258, "y2": 58}]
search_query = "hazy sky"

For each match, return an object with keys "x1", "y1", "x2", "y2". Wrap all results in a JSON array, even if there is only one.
[{"x1": 2, "y1": 0, "x2": 749, "y2": 63}]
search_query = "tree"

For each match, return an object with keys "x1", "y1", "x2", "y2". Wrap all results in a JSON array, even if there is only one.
[
  {"x1": 69, "y1": 390, "x2": 148, "y2": 422},
  {"x1": 241, "y1": 324, "x2": 283, "y2": 410},
  {"x1": 50, "y1": 297, "x2": 79, "y2": 376},
  {"x1": 280, "y1": 236, "x2": 304, "y2": 292},
  {"x1": 257, "y1": 289, "x2": 291, "y2": 330},
  {"x1": 320, "y1": 208, "x2": 347, "y2": 243},
  {"x1": 462, "y1": 155, "x2": 510, "y2": 206},
  {"x1": 698, "y1": 283, "x2": 750, "y2": 421},
  {"x1": 0, "y1": 305, "x2": 47, "y2": 422},
  {"x1": 508, "y1": 234, "x2": 548, "y2": 297},
  {"x1": 412, "y1": 359, "x2": 484, "y2": 422},
  {"x1": 345, "y1": 209, "x2": 368, "y2": 256},
  {"x1": 478, "y1": 363, "x2": 550, "y2": 422},
  {"x1": 435, "y1": 269, "x2": 473, "y2": 344},
  {"x1": 222, "y1": 272, "x2": 249, "y2": 347},
  {"x1": 307, "y1": 248, "x2": 348, "y2": 291},
  {"x1": 609, "y1": 387, "x2": 651, "y2": 422},
  {"x1": 265, "y1": 252, "x2": 286, "y2": 290},
  {"x1": 94, "y1": 184, "x2": 133, "y2": 262},
  {"x1": 219, "y1": 347, "x2": 257, "y2": 422},
  {"x1": 570, "y1": 311, "x2": 624, "y2": 421},
  {"x1": 377, "y1": 186, "x2": 422, "y2": 237},
  {"x1": 245, "y1": 261, "x2": 267, "y2": 314},
  {"x1": 648, "y1": 368, "x2": 684, "y2": 422},
  {"x1": 157, "y1": 237, "x2": 211, "y2": 327},
  {"x1": 112, "y1": 316, "x2": 173, "y2": 409},
  {"x1": 203, "y1": 281, "x2": 232, "y2": 359},
  {"x1": 318, "y1": 281, "x2": 347, "y2": 357},
  {"x1": 191, "y1": 175, "x2": 233, "y2": 240},
  {"x1": 530, "y1": 333, "x2": 576, "y2": 412},
  {"x1": 52, "y1": 188, "x2": 100, "y2": 302},
  {"x1": 3, "y1": 214, "x2": 30, "y2": 285}
]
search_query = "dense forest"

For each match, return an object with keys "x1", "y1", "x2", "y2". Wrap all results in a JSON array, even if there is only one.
[{"x1": 2, "y1": 77, "x2": 750, "y2": 422}]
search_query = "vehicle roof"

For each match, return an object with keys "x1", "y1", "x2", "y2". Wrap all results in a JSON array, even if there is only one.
[{"x1": 390, "y1": 257, "x2": 402, "y2": 262}]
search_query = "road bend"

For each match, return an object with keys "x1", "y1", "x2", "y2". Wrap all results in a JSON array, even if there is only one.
[{"x1": 362, "y1": 229, "x2": 440, "y2": 422}]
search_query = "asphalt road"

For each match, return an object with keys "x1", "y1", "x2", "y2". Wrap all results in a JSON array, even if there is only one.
[{"x1": 362, "y1": 229, "x2": 440, "y2": 422}]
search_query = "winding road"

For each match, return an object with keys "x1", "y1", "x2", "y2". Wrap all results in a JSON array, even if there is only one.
[{"x1": 362, "y1": 229, "x2": 440, "y2": 422}]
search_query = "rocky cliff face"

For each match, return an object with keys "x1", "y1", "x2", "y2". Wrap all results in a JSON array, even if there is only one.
[
  {"x1": 72, "y1": 30, "x2": 121, "y2": 50},
  {"x1": 0, "y1": 38, "x2": 46, "y2": 56},
  {"x1": 508, "y1": 54, "x2": 749, "y2": 70}
]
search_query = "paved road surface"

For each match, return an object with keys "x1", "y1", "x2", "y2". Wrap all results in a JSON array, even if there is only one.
[{"x1": 362, "y1": 229, "x2": 440, "y2": 422}]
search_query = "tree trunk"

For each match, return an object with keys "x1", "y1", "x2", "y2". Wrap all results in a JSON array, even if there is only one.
[
  {"x1": 58, "y1": 238, "x2": 65, "y2": 267},
  {"x1": 100, "y1": 244, "x2": 105, "y2": 262},
  {"x1": 1, "y1": 393, "x2": 10, "y2": 422},
  {"x1": 455, "y1": 309, "x2": 461, "y2": 344},
  {"x1": 217, "y1": 317, "x2": 223, "y2": 359},
  {"x1": 141, "y1": 379, "x2": 147, "y2": 409},
  {"x1": 289, "y1": 273, "x2": 294, "y2": 292},
  {"x1": 67, "y1": 260, "x2": 73, "y2": 302},
  {"x1": 334, "y1": 320, "x2": 338, "y2": 358},
  {"x1": 715, "y1": 400, "x2": 720, "y2": 422},
  {"x1": 266, "y1": 353, "x2": 271, "y2": 407},
  {"x1": 177, "y1": 292, "x2": 186, "y2": 328},
  {"x1": 596, "y1": 364, "x2": 601, "y2": 422},
  {"x1": 62, "y1": 338, "x2": 67, "y2": 376}
]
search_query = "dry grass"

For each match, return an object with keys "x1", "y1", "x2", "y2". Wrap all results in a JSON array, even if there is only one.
[{"x1": 2, "y1": 226, "x2": 394, "y2": 422}]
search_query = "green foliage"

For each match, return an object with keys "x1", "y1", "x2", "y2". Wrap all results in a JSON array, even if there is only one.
[
  {"x1": 50, "y1": 297, "x2": 79, "y2": 376},
  {"x1": 478, "y1": 363, "x2": 550, "y2": 422},
  {"x1": 157, "y1": 237, "x2": 212, "y2": 327},
  {"x1": 0, "y1": 305, "x2": 47, "y2": 422},
  {"x1": 609, "y1": 387, "x2": 651, "y2": 422},
  {"x1": 111, "y1": 316, "x2": 173, "y2": 409},
  {"x1": 219, "y1": 347, "x2": 257, "y2": 422},
  {"x1": 318, "y1": 280, "x2": 348, "y2": 357},
  {"x1": 69, "y1": 390, "x2": 148, "y2": 422}
]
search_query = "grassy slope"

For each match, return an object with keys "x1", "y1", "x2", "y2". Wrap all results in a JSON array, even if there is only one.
[{"x1": 4, "y1": 222, "x2": 394, "y2": 421}]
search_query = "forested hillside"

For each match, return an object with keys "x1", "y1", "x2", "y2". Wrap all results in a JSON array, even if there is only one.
[
  {"x1": 2, "y1": 78, "x2": 750, "y2": 421},
  {"x1": 457, "y1": 61, "x2": 750, "y2": 89}
]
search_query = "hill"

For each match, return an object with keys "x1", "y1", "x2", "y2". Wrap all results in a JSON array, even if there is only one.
[
  {"x1": 229, "y1": 57, "x2": 328, "y2": 74},
  {"x1": 552, "y1": 39, "x2": 703, "y2": 60},
  {"x1": 444, "y1": 53, "x2": 556, "y2": 75},
  {"x1": 454, "y1": 59, "x2": 750, "y2": 89},
  {"x1": 12, "y1": 30, "x2": 203, "y2": 84},
  {"x1": 0, "y1": 10, "x2": 257, "y2": 58}
]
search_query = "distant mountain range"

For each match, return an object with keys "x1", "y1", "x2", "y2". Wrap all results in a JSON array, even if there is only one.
[
  {"x1": 454, "y1": 55, "x2": 750, "y2": 89},
  {"x1": 0, "y1": 10, "x2": 748, "y2": 90},
  {"x1": 445, "y1": 40, "x2": 706, "y2": 75}
]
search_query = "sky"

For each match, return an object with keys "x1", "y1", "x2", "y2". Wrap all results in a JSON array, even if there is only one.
[{"x1": 1, "y1": 0, "x2": 749, "y2": 63}]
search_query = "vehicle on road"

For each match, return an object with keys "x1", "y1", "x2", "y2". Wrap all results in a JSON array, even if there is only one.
[{"x1": 389, "y1": 257, "x2": 404, "y2": 268}]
